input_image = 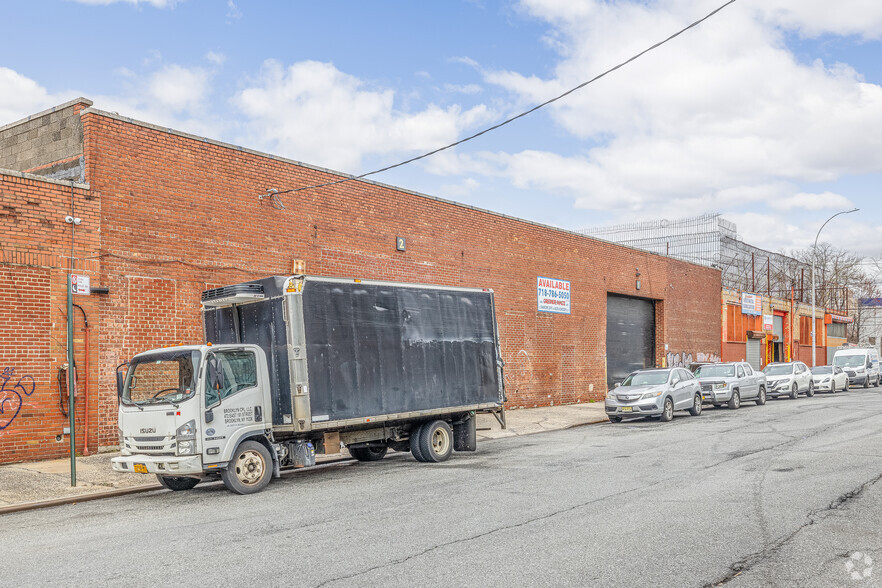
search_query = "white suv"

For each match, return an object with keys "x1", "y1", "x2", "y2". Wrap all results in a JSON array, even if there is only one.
[{"x1": 762, "y1": 361, "x2": 814, "y2": 399}]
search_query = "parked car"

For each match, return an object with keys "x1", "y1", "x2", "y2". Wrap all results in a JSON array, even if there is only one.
[
  {"x1": 688, "y1": 361, "x2": 715, "y2": 374},
  {"x1": 605, "y1": 367, "x2": 703, "y2": 423},
  {"x1": 762, "y1": 361, "x2": 814, "y2": 399},
  {"x1": 694, "y1": 362, "x2": 767, "y2": 409},
  {"x1": 810, "y1": 365, "x2": 848, "y2": 393},
  {"x1": 832, "y1": 348, "x2": 880, "y2": 389}
]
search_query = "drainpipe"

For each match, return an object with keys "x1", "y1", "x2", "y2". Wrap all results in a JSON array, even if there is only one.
[{"x1": 73, "y1": 304, "x2": 90, "y2": 456}]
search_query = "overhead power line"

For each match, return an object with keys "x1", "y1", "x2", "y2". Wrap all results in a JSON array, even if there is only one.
[{"x1": 261, "y1": 0, "x2": 740, "y2": 201}]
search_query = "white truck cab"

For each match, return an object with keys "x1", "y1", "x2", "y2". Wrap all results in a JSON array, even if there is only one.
[{"x1": 111, "y1": 344, "x2": 273, "y2": 491}]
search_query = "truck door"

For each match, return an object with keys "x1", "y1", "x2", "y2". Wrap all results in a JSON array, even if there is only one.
[{"x1": 201, "y1": 348, "x2": 267, "y2": 465}]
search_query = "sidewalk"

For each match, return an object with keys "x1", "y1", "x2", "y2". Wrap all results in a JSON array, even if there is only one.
[{"x1": 0, "y1": 401, "x2": 608, "y2": 513}]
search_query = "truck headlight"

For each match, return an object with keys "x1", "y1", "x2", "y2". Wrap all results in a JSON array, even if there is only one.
[
  {"x1": 713, "y1": 383, "x2": 727, "y2": 390},
  {"x1": 176, "y1": 420, "x2": 196, "y2": 456}
]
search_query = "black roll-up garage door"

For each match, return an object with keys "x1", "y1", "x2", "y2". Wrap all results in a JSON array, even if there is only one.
[{"x1": 606, "y1": 294, "x2": 656, "y2": 390}]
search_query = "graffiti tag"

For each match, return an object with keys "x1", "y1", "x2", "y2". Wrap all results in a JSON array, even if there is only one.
[
  {"x1": 0, "y1": 367, "x2": 36, "y2": 431},
  {"x1": 666, "y1": 351, "x2": 721, "y2": 368}
]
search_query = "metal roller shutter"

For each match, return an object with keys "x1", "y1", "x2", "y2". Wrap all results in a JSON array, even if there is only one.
[{"x1": 606, "y1": 294, "x2": 656, "y2": 391}]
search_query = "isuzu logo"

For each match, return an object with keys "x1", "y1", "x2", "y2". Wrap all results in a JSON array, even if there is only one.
[{"x1": 140, "y1": 427, "x2": 156, "y2": 434}]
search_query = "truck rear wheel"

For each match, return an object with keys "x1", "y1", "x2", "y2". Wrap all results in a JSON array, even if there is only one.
[
  {"x1": 221, "y1": 440, "x2": 272, "y2": 495},
  {"x1": 349, "y1": 445, "x2": 388, "y2": 461},
  {"x1": 156, "y1": 475, "x2": 199, "y2": 491},
  {"x1": 417, "y1": 420, "x2": 453, "y2": 463},
  {"x1": 410, "y1": 424, "x2": 427, "y2": 462}
]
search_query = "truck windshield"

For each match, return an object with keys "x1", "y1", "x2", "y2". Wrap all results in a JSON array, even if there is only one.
[
  {"x1": 833, "y1": 355, "x2": 866, "y2": 368},
  {"x1": 695, "y1": 365, "x2": 735, "y2": 378},
  {"x1": 122, "y1": 349, "x2": 201, "y2": 406}
]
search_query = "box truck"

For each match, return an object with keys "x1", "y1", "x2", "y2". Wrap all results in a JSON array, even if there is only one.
[{"x1": 111, "y1": 275, "x2": 506, "y2": 494}]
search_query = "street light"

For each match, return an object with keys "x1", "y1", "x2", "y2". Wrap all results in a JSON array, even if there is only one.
[{"x1": 812, "y1": 208, "x2": 859, "y2": 366}]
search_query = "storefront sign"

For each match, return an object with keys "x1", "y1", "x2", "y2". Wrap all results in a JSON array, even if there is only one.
[
  {"x1": 537, "y1": 277, "x2": 571, "y2": 314},
  {"x1": 70, "y1": 274, "x2": 90, "y2": 295},
  {"x1": 763, "y1": 314, "x2": 773, "y2": 331},
  {"x1": 829, "y1": 313, "x2": 854, "y2": 324},
  {"x1": 741, "y1": 292, "x2": 762, "y2": 316}
]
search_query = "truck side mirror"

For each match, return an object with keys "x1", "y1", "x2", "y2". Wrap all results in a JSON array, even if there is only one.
[
  {"x1": 115, "y1": 362, "x2": 128, "y2": 399},
  {"x1": 614, "y1": 382, "x2": 621, "y2": 388}
]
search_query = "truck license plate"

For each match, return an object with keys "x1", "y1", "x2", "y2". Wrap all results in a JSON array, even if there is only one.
[
  {"x1": 621, "y1": 406, "x2": 632, "y2": 412},
  {"x1": 134, "y1": 463, "x2": 148, "y2": 474}
]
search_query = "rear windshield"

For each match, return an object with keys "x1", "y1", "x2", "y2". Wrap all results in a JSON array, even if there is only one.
[
  {"x1": 695, "y1": 365, "x2": 735, "y2": 378},
  {"x1": 622, "y1": 371, "x2": 670, "y2": 386}
]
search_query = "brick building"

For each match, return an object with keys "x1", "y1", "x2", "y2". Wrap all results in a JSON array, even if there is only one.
[{"x1": 0, "y1": 99, "x2": 722, "y2": 464}]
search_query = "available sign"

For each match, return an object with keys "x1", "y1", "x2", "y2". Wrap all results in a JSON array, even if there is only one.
[
  {"x1": 763, "y1": 314, "x2": 774, "y2": 331},
  {"x1": 70, "y1": 274, "x2": 90, "y2": 295},
  {"x1": 741, "y1": 292, "x2": 761, "y2": 316},
  {"x1": 537, "y1": 277, "x2": 571, "y2": 314}
]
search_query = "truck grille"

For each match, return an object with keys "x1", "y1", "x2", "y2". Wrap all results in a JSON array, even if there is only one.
[{"x1": 124, "y1": 435, "x2": 176, "y2": 455}]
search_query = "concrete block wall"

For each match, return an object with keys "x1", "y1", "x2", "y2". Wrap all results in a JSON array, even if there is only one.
[{"x1": 0, "y1": 98, "x2": 92, "y2": 180}]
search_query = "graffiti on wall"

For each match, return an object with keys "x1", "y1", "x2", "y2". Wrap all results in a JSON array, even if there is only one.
[
  {"x1": 0, "y1": 367, "x2": 36, "y2": 431},
  {"x1": 666, "y1": 351, "x2": 721, "y2": 369}
]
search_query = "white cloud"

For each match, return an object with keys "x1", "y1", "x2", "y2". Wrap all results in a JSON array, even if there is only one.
[
  {"x1": 768, "y1": 192, "x2": 855, "y2": 212},
  {"x1": 449, "y1": 0, "x2": 882, "y2": 224},
  {"x1": 226, "y1": 0, "x2": 242, "y2": 20},
  {"x1": 147, "y1": 65, "x2": 211, "y2": 112},
  {"x1": 0, "y1": 68, "x2": 62, "y2": 123},
  {"x1": 205, "y1": 51, "x2": 226, "y2": 66},
  {"x1": 756, "y1": 0, "x2": 882, "y2": 39},
  {"x1": 232, "y1": 60, "x2": 495, "y2": 172}
]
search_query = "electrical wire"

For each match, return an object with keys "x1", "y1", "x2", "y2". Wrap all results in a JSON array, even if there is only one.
[{"x1": 262, "y1": 0, "x2": 739, "y2": 201}]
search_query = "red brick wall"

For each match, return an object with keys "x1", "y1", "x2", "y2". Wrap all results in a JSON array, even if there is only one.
[
  {"x1": 79, "y1": 111, "x2": 720, "y2": 441},
  {"x1": 0, "y1": 173, "x2": 99, "y2": 463}
]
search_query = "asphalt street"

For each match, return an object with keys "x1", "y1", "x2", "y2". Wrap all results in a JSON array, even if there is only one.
[{"x1": 2, "y1": 389, "x2": 881, "y2": 588}]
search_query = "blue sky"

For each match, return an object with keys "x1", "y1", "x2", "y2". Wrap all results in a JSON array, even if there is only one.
[{"x1": 2, "y1": 0, "x2": 882, "y2": 260}]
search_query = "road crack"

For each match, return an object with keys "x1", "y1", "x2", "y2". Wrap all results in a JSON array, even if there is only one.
[{"x1": 703, "y1": 471, "x2": 882, "y2": 587}]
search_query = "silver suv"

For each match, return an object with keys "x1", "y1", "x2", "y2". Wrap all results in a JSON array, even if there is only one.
[
  {"x1": 605, "y1": 368, "x2": 703, "y2": 423},
  {"x1": 694, "y1": 362, "x2": 767, "y2": 409},
  {"x1": 762, "y1": 361, "x2": 814, "y2": 399}
]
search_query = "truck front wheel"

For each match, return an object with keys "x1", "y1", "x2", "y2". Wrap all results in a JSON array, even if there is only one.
[
  {"x1": 417, "y1": 420, "x2": 453, "y2": 463},
  {"x1": 221, "y1": 440, "x2": 272, "y2": 494},
  {"x1": 156, "y1": 475, "x2": 199, "y2": 491}
]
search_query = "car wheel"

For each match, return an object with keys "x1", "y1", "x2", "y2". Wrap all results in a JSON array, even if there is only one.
[
  {"x1": 806, "y1": 380, "x2": 815, "y2": 397},
  {"x1": 659, "y1": 397, "x2": 674, "y2": 422},
  {"x1": 755, "y1": 386, "x2": 767, "y2": 406},
  {"x1": 221, "y1": 440, "x2": 273, "y2": 495},
  {"x1": 609, "y1": 416, "x2": 623, "y2": 423},
  {"x1": 727, "y1": 390, "x2": 741, "y2": 410},
  {"x1": 688, "y1": 393, "x2": 703, "y2": 416},
  {"x1": 789, "y1": 383, "x2": 799, "y2": 399},
  {"x1": 844, "y1": 379, "x2": 849, "y2": 391}
]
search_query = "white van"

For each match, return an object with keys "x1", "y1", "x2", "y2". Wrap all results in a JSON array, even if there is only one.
[{"x1": 832, "y1": 348, "x2": 880, "y2": 389}]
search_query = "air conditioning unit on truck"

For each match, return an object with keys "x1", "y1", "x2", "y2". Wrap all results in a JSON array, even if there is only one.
[{"x1": 111, "y1": 275, "x2": 506, "y2": 494}]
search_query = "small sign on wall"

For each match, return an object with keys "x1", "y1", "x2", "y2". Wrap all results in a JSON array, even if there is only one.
[
  {"x1": 537, "y1": 276, "x2": 571, "y2": 314},
  {"x1": 741, "y1": 292, "x2": 761, "y2": 316},
  {"x1": 70, "y1": 274, "x2": 90, "y2": 295},
  {"x1": 763, "y1": 314, "x2": 774, "y2": 331}
]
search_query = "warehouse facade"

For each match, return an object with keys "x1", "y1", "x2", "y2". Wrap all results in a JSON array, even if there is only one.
[{"x1": 0, "y1": 99, "x2": 721, "y2": 463}]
